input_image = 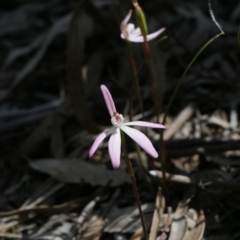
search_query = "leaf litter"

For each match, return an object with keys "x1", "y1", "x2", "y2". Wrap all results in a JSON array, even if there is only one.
[{"x1": 0, "y1": 0, "x2": 240, "y2": 239}]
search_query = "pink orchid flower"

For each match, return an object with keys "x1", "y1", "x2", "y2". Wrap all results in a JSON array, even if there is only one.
[
  {"x1": 120, "y1": 10, "x2": 165, "y2": 43},
  {"x1": 89, "y1": 85, "x2": 165, "y2": 169}
]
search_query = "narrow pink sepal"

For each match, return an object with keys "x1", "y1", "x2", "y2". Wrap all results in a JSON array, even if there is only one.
[
  {"x1": 121, "y1": 126, "x2": 158, "y2": 158},
  {"x1": 123, "y1": 121, "x2": 165, "y2": 129},
  {"x1": 145, "y1": 28, "x2": 166, "y2": 41},
  {"x1": 89, "y1": 128, "x2": 113, "y2": 158},
  {"x1": 100, "y1": 85, "x2": 116, "y2": 117},
  {"x1": 108, "y1": 128, "x2": 121, "y2": 168},
  {"x1": 120, "y1": 10, "x2": 132, "y2": 32},
  {"x1": 124, "y1": 27, "x2": 166, "y2": 43}
]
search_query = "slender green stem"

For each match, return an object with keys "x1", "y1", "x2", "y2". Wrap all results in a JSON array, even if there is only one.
[{"x1": 121, "y1": 132, "x2": 148, "y2": 240}]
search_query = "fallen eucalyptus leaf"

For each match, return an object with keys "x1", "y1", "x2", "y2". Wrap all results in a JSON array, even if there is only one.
[{"x1": 30, "y1": 159, "x2": 130, "y2": 187}]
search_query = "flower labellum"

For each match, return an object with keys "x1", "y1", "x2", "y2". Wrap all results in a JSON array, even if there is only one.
[
  {"x1": 120, "y1": 10, "x2": 166, "y2": 43},
  {"x1": 89, "y1": 85, "x2": 165, "y2": 169}
]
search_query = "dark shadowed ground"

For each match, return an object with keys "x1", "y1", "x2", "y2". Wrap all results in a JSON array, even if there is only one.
[{"x1": 0, "y1": 0, "x2": 240, "y2": 239}]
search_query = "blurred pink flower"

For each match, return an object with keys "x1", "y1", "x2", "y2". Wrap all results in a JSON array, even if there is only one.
[
  {"x1": 120, "y1": 10, "x2": 165, "y2": 43},
  {"x1": 89, "y1": 85, "x2": 165, "y2": 169}
]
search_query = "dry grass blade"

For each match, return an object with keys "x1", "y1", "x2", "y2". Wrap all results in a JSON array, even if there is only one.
[
  {"x1": 104, "y1": 203, "x2": 154, "y2": 233},
  {"x1": 149, "y1": 188, "x2": 165, "y2": 240},
  {"x1": 29, "y1": 214, "x2": 73, "y2": 239},
  {"x1": 0, "y1": 198, "x2": 89, "y2": 218},
  {"x1": 0, "y1": 211, "x2": 36, "y2": 234},
  {"x1": 67, "y1": 0, "x2": 99, "y2": 133}
]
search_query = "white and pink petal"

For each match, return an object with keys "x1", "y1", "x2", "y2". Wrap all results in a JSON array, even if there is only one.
[
  {"x1": 120, "y1": 126, "x2": 158, "y2": 158},
  {"x1": 89, "y1": 128, "x2": 113, "y2": 158},
  {"x1": 108, "y1": 128, "x2": 121, "y2": 169},
  {"x1": 145, "y1": 28, "x2": 165, "y2": 41},
  {"x1": 122, "y1": 27, "x2": 166, "y2": 43}
]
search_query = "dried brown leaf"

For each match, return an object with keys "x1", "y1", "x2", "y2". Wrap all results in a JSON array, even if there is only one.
[
  {"x1": 168, "y1": 192, "x2": 194, "y2": 240},
  {"x1": 183, "y1": 210, "x2": 205, "y2": 240}
]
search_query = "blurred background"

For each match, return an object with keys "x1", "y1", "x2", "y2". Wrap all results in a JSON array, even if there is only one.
[{"x1": 0, "y1": 0, "x2": 240, "y2": 239}]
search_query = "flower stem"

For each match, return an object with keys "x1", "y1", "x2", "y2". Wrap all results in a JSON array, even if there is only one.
[{"x1": 121, "y1": 132, "x2": 148, "y2": 240}]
